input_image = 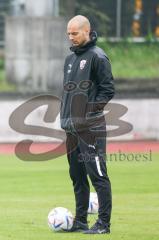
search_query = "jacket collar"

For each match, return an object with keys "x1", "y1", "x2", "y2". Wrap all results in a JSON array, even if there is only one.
[{"x1": 70, "y1": 31, "x2": 97, "y2": 55}]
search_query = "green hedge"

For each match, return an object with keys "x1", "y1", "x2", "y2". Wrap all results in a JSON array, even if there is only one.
[{"x1": 98, "y1": 42, "x2": 159, "y2": 79}]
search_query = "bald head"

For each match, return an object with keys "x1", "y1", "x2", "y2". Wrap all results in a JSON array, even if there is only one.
[
  {"x1": 67, "y1": 15, "x2": 91, "y2": 47},
  {"x1": 68, "y1": 15, "x2": 91, "y2": 31}
]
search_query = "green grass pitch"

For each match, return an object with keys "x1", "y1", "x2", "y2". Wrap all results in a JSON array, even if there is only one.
[{"x1": 0, "y1": 153, "x2": 159, "y2": 240}]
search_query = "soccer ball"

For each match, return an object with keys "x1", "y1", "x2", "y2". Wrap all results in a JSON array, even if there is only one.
[
  {"x1": 87, "y1": 192, "x2": 99, "y2": 214},
  {"x1": 48, "y1": 207, "x2": 74, "y2": 232}
]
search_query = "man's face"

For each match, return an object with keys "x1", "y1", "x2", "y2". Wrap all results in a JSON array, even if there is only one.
[{"x1": 67, "y1": 23, "x2": 89, "y2": 47}]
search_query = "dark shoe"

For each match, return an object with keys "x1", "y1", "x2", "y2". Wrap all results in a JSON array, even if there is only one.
[
  {"x1": 66, "y1": 220, "x2": 88, "y2": 232},
  {"x1": 84, "y1": 219, "x2": 110, "y2": 234}
]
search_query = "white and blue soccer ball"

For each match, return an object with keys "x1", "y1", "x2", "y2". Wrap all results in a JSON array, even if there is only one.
[
  {"x1": 88, "y1": 192, "x2": 99, "y2": 214},
  {"x1": 48, "y1": 207, "x2": 74, "y2": 232}
]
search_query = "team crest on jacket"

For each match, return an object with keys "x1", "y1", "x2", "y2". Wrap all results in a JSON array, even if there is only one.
[{"x1": 80, "y1": 60, "x2": 87, "y2": 70}]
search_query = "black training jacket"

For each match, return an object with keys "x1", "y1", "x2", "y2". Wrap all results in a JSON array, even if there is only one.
[{"x1": 60, "y1": 31, "x2": 115, "y2": 132}]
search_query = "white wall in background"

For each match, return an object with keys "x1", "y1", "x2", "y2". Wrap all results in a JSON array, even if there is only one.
[{"x1": 0, "y1": 98, "x2": 158, "y2": 143}]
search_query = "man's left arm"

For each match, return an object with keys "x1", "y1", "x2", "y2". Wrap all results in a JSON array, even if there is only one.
[{"x1": 94, "y1": 55, "x2": 115, "y2": 111}]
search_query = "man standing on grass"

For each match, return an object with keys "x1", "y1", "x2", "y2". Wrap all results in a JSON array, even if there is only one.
[{"x1": 60, "y1": 15, "x2": 115, "y2": 234}]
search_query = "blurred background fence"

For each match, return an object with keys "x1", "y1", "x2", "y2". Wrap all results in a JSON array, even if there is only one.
[
  {"x1": 0, "y1": 0, "x2": 158, "y2": 97},
  {"x1": 1, "y1": 0, "x2": 159, "y2": 47},
  {"x1": 0, "y1": 0, "x2": 158, "y2": 95}
]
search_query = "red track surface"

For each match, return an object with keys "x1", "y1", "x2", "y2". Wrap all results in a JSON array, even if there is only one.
[{"x1": 0, "y1": 141, "x2": 159, "y2": 155}]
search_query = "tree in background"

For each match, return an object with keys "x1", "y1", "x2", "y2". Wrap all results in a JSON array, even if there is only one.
[
  {"x1": 60, "y1": 0, "x2": 75, "y2": 17},
  {"x1": 75, "y1": 0, "x2": 110, "y2": 37}
]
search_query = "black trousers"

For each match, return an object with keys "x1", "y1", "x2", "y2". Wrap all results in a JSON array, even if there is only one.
[{"x1": 66, "y1": 129, "x2": 112, "y2": 224}]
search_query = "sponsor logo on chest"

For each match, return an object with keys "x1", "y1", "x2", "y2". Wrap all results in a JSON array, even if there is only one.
[{"x1": 67, "y1": 59, "x2": 87, "y2": 74}]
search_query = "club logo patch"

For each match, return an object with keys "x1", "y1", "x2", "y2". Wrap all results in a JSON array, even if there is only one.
[{"x1": 80, "y1": 60, "x2": 87, "y2": 70}]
